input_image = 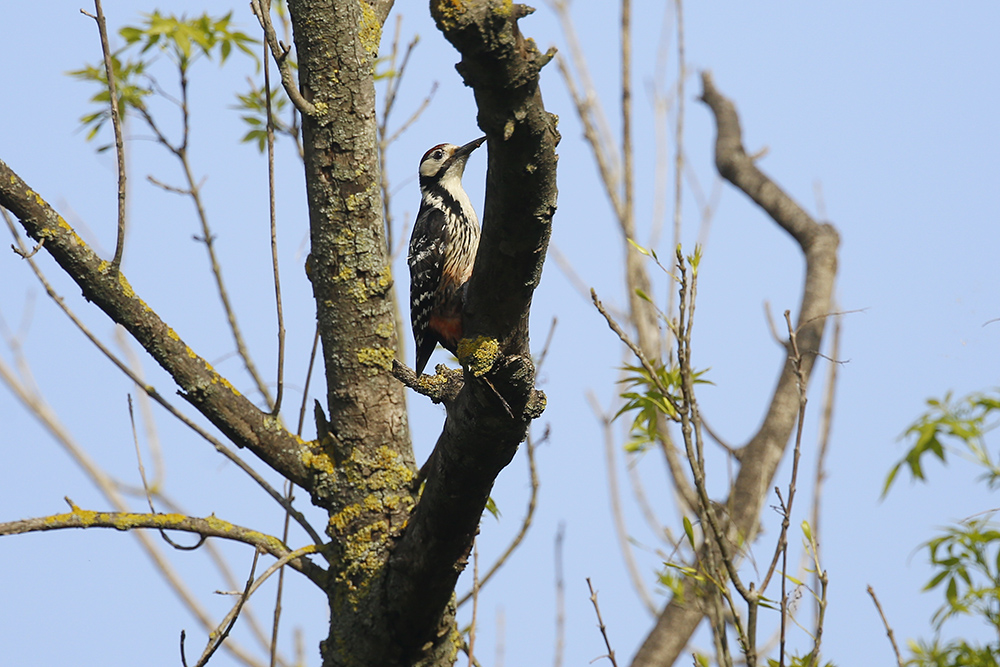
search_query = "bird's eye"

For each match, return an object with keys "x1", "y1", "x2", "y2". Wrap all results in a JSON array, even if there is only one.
[{"x1": 433, "y1": 150, "x2": 444, "y2": 160}]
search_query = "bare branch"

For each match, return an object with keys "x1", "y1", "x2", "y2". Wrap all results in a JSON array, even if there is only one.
[
  {"x1": 194, "y1": 549, "x2": 261, "y2": 667},
  {"x1": 588, "y1": 390, "x2": 657, "y2": 615},
  {"x1": 467, "y1": 541, "x2": 480, "y2": 667},
  {"x1": 671, "y1": 0, "x2": 686, "y2": 269},
  {"x1": 0, "y1": 507, "x2": 324, "y2": 585},
  {"x1": 630, "y1": 74, "x2": 839, "y2": 667},
  {"x1": 810, "y1": 310, "x2": 841, "y2": 615},
  {"x1": 457, "y1": 425, "x2": 542, "y2": 606},
  {"x1": 867, "y1": 585, "x2": 905, "y2": 667},
  {"x1": 84, "y1": 0, "x2": 128, "y2": 273},
  {"x1": 587, "y1": 578, "x2": 621, "y2": 667},
  {"x1": 260, "y1": 3, "x2": 286, "y2": 416},
  {"x1": 250, "y1": 0, "x2": 316, "y2": 116},
  {"x1": 554, "y1": 523, "x2": 566, "y2": 667}
]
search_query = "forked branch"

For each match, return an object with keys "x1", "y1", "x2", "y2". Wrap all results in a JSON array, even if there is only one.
[{"x1": 630, "y1": 73, "x2": 839, "y2": 667}]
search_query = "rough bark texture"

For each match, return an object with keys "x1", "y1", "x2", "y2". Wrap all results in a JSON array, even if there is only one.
[
  {"x1": 629, "y1": 73, "x2": 840, "y2": 667},
  {"x1": 288, "y1": 0, "x2": 556, "y2": 665},
  {"x1": 283, "y1": 1, "x2": 425, "y2": 666}
]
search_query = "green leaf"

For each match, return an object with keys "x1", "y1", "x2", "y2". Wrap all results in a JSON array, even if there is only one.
[
  {"x1": 627, "y1": 237, "x2": 650, "y2": 256},
  {"x1": 484, "y1": 496, "x2": 501, "y2": 521},
  {"x1": 683, "y1": 515, "x2": 695, "y2": 548}
]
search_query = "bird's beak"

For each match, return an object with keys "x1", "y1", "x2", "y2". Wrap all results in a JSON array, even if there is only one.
[{"x1": 454, "y1": 136, "x2": 486, "y2": 159}]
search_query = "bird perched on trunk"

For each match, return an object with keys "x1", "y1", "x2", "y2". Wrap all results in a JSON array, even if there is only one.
[{"x1": 407, "y1": 136, "x2": 486, "y2": 376}]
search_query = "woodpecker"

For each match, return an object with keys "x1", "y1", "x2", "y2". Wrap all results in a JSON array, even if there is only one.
[{"x1": 407, "y1": 136, "x2": 486, "y2": 376}]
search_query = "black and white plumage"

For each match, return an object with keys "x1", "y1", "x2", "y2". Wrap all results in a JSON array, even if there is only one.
[{"x1": 407, "y1": 136, "x2": 486, "y2": 376}]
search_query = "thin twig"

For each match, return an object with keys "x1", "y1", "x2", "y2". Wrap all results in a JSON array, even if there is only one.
[
  {"x1": 457, "y1": 426, "x2": 543, "y2": 606},
  {"x1": 194, "y1": 549, "x2": 261, "y2": 667},
  {"x1": 138, "y1": 93, "x2": 275, "y2": 408},
  {"x1": 249, "y1": 0, "x2": 316, "y2": 116},
  {"x1": 591, "y1": 289, "x2": 680, "y2": 416},
  {"x1": 116, "y1": 328, "x2": 165, "y2": 489},
  {"x1": 621, "y1": 0, "x2": 633, "y2": 243},
  {"x1": 667, "y1": 0, "x2": 686, "y2": 341},
  {"x1": 867, "y1": 585, "x2": 905, "y2": 667},
  {"x1": 587, "y1": 390, "x2": 657, "y2": 615},
  {"x1": 197, "y1": 545, "x2": 321, "y2": 664},
  {"x1": 586, "y1": 578, "x2": 620, "y2": 667},
  {"x1": 468, "y1": 540, "x2": 479, "y2": 667},
  {"x1": 84, "y1": 1, "x2": 128, "y2": 273},
  {"x1": 554, "y1": 523, "x2": 566, "y2": 667},
  {"x1": 270, "y1": 482, "x2": 292, "y2": 667},
  {"x1": 761, "y1": 314, "x2": 811, "y2": 593},
  {"x1": 262, "y1": 7, "x2": 286, "y2": 417},
  {"x1": 810, "y1": 308, "x2": 839, "y2": 623},
  {"x1": 296, "y1": 325, "x2": 321, "y2": 436},
  {"x1": 496, "y1": 607, "x2": 506, "y2": 667},
  {"x1": 128, "y1": 394, "x2": 204, "y2": 551},
  {"x1": 673, "y1": 254, "x2": 755, "y2": 649}
]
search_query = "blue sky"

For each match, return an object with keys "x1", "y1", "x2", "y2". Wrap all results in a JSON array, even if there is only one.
[{"x1": 2, "y1": 2, "x2": 999, "y2": 666}]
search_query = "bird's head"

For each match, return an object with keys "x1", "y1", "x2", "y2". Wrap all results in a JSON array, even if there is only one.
[{"x1": 418, "y1": 136, "x2": 486, "y2": 189}]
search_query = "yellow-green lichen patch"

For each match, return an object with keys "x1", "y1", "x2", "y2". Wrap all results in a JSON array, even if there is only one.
[
  {"x1": 357, "y1": 0, "x2": 382, "y2": 55},
  {"x1": 457, "y1": 336, "x2": 500, "y2": 377},
  {"x1": 333, "y1": 518, "x2": 390, "y2": 608},
  {"x1": 210, "y1": 372, "x2": 241, "y2": 397},
  {"x1": 334, "y1": 265, "x2": 357, "y2": 283},
  {"x1": 492, "y1": 0, "x2": 514, "y2": 18},
  {"x1": 347, "y1": 278, "x2": 370, "y2": 304},
  {"x1": 313, "y1": 100, "x2": 329, "y2": 115},
  {"x1": 364, "y1": 446, "x2": 416, "y2": 491},
  {"x1": 375, "y1": 265, "x2": 391, "y2": 291},
  {"x1": 417, "y1": 371, "x2": 450, "y2": 390},
  {"x1": 24, "y1": 189, "x2": 46, "y2": 208},
  {"x1": 374, "y1": 321, "x2": 393, "y2": 339},
  {"x1": 347, "y1": 265, "x2": 393, "y2": 304},
  {"x1": 432, "y1": 0, "x2": 467, "y2": 29},
  {"x1": 116, "y1": 270, "x2": 135, "y2": 299},
  {"x1": 356, "y1": 346, "x2": 394, "y2": 374},
  {"x1": 329, "y1": 502, "x2": 363, "y2": 533},
  {"x1": 301, "y1": 441, "x2": 336, "y2": 475}
]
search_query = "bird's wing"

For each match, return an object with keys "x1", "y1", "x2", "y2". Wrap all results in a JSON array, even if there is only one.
[{"x1": 408, "y1": 205, "x2": 447, "y2": 374}]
